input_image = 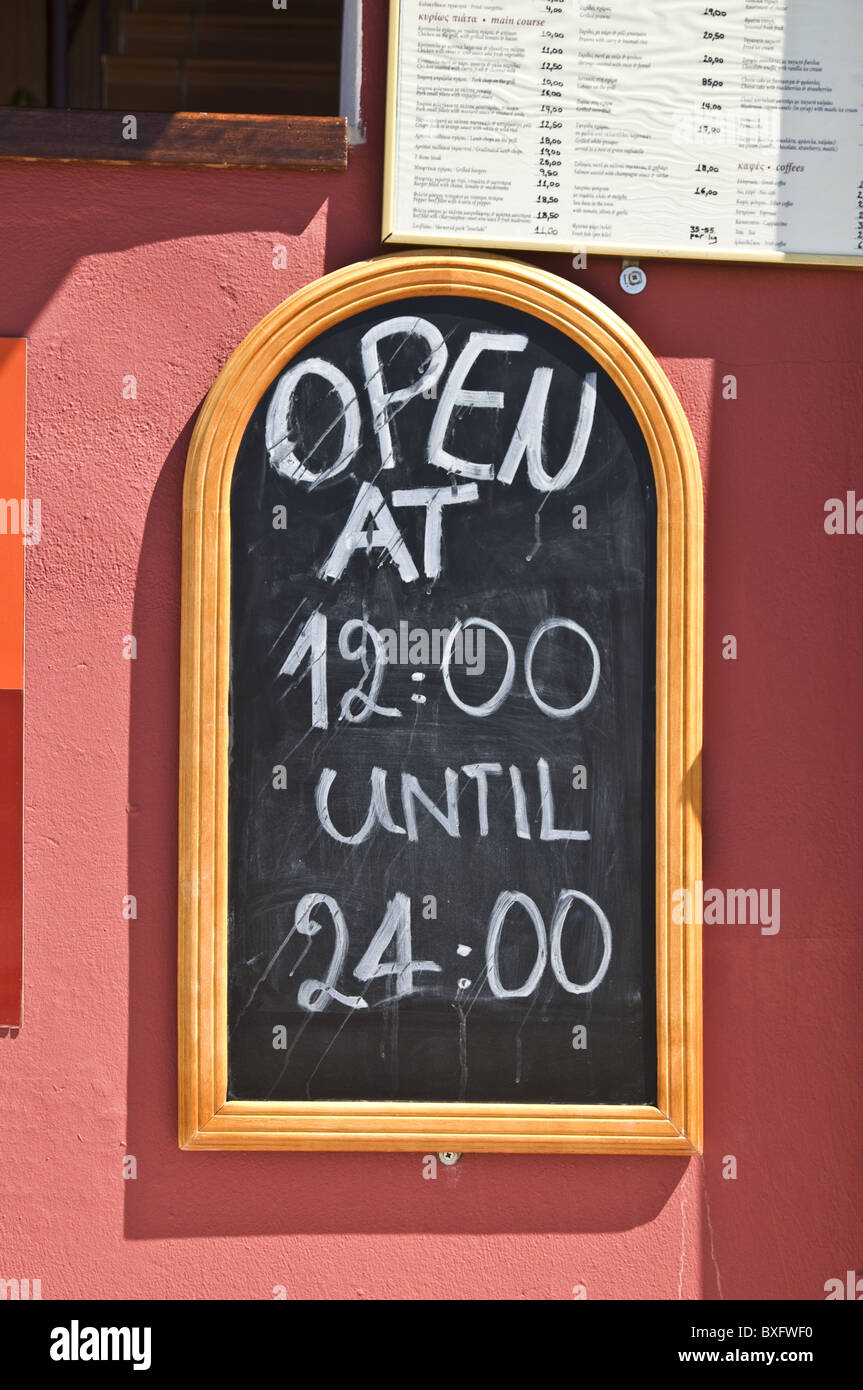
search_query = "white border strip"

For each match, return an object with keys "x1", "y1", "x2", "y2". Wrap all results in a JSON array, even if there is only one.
[{"x1": 339, "y1": 0, "x2": 364, "y2": 144}]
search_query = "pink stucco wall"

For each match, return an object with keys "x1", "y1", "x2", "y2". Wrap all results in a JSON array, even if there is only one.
[{"x1": 1, "y1": 2, "x2": 861, "y2": 1300}]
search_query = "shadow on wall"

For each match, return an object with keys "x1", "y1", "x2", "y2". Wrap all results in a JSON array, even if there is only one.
[{"x1": 0, "y1": 157, "x2": 374, "y2": 343}]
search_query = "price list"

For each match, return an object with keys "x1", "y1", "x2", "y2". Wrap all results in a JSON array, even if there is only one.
[{"x1": 385, "y1": 0, "x2": 863, "y2": 262}]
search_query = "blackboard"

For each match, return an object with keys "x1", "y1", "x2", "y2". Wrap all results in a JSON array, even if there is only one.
[{"x1": 226, "y1": 294, "x2": 657, "y2": 1107}]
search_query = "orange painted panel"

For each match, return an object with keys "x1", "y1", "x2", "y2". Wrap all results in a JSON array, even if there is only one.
[{"x1": 0, "y1": 339, "x2": 25, "y2": 691}]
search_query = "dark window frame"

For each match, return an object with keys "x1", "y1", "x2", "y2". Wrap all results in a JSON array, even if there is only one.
[{"x1": 0, "y1": 0, "x2": 357, "y2": 171}]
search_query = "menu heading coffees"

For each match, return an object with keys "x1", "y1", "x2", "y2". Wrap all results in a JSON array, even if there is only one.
[{"x1": 384, "y1": 0, "x2": 863, "y2": 264}]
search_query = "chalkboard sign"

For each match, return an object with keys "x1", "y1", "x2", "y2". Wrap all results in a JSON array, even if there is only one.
[{"x1": 179, "y1": 254, "x2": 703, "y2": 1152}]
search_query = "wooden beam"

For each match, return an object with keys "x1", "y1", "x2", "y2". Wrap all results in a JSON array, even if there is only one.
[{"x1": 0, "y1": 108, "x2": 348, "y2": 170}]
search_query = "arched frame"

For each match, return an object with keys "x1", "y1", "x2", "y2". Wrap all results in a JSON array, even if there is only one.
[{"x1": 179, "y1": 253, "x2": 703, "y2": 1153}]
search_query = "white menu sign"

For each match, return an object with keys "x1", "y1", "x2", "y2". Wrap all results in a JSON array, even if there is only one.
[{"x1": 383, "y1": 0, "x2": 863, "y2": 263}]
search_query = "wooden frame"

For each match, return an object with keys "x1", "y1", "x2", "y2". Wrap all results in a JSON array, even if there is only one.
[
  {"x1": 382, "y1": 0, "x2": 862, "y2": 269},
  {"x1": 0, "y1": 109, "x2": 347, "y2": 171},
  {"x1": 179, "y1": 252, "x2": 703, "y2": 1152}
]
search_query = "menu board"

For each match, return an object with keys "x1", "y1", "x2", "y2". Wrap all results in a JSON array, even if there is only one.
[
  {"x1": 383, "y1": 0, "x2": 863, "y2": 264},
  {"x1": 178, "y1": 253, "x2": 704, "y2": 1151},
  {"x1": 226, "y1": 293, "x2": 657, "y2": 1107}
]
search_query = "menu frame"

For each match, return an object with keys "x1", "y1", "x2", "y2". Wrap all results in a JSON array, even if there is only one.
[{"x1": 382, "y1": 0, "x2": 863, "y2": 268}]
